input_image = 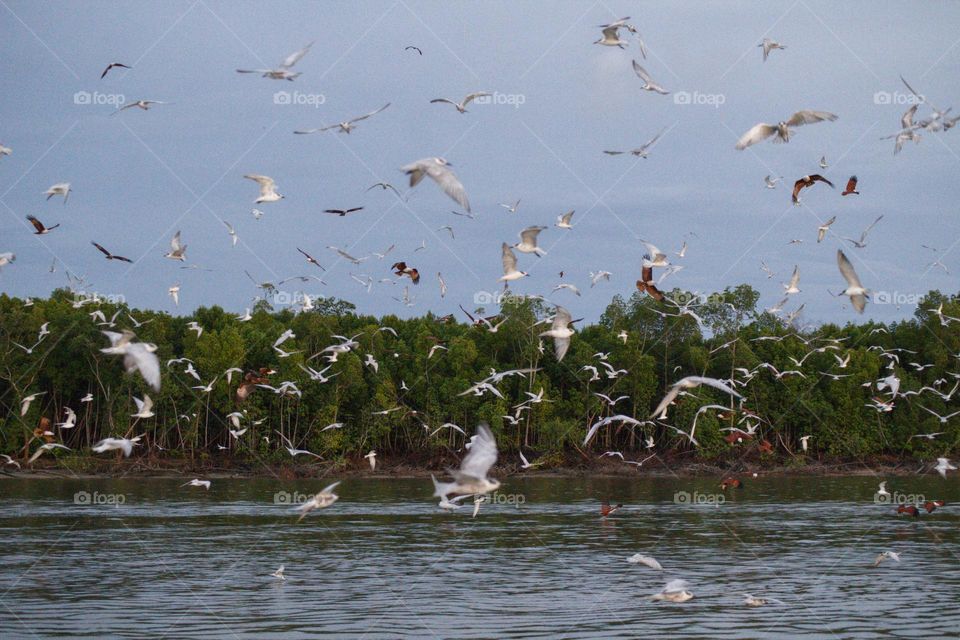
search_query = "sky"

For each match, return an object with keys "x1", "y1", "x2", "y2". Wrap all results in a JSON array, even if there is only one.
[{"x1": 1, "y1": 0, "x2": 958, "y2": 327}]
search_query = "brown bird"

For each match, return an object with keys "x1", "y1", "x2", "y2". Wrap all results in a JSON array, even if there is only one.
[
  {"x1": 391, "y1": 261, "x2": 420, "y2": 284},
  {"x1": 297, "y1": 247, "x2": 326, "y2": 270},
  {"x1": 458, "y1": 304, "x2": 500, "y2": 327},
  {"x1": 91, "y1": 241, "x2": 133, "y2": 263},
  {"x1": 897, "y1": 505, "x2": 920, "y2": 517},
  {"x1": 757, "y1": 439, "x2": 774, "y2": 454},
  {"x1": 841, "y1": 175, "x2": 859, "y2": 196},
  {"x1": 635, "y1": 264, "x2": 664, "y2": 301},
  {"x1": 924, "y1": 500, "x2": 945, "y2": 513},
  {"x1": 26, "y1": 215, "x2": 59, "y2": 235},
  {"x1": 324, "y1": 207, "x2": 364, "y2": 216},
  {"x1": 724, "y1": 432, "x2": 752, "y2": 445},
  {"x1": 792, "y1": 174, "x2": 834, "y2": 204},
  {"x1": 100, "y1": 62, "x2": 131, "y2": 79},
  {"x1": 34, "y1": 417, "x2": 54, "y2": 443},
  {"x1": 236, "y1": 368, "x2": 275, "y2": 402},
  {"x1": 600, "y1": 500, "x2": 623, "y2": 517},
  {"x1": 720, "y1": 477, "x2": 742, "y2": 490}
]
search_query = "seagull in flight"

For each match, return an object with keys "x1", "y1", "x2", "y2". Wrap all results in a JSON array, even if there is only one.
[
  {"x1": 836, "y1": 249, "x2": 869, "y2": 314},
  {"x1": 430, "y1": 92, "x2": 491, "y2": 113},
  {"x1": 631, "y1": 61, "x2": 669, "y2": 94},
  {"x1": 651, "y1": 376, "x2": 742, "y2": 419},
  {"x1": 758, "y1": 38, "x2": 786, "y2": 61},
  {"x1": 244, "y1": 174, "x2": 283, "y2": 204},
  {"x1": 112, "y1": 100, "x2": 169, "y2": 114},
  {"x1": 366, "y1": 182, "x2": 401, "y2": 197},
  {"x1": 843, "y1": 215, "x2": 883, "y2": 249},
  {"x1": 237, "y1": 41, "x2": 313, "y2": 81},
  {"x1": 735, "y1": 110, "x2": 838, "y2": 150},
  {"x1": 44, "y1": 182, "x2": 71, "y2": 203},
  {"x1": 294, "y1": 103, "x2": 390, "y2": 134},
  {"x1": 401, "y1": 157, "x2": 470, "y2": 212},
  {"x1": 295, "y1": 481, "x2": 341, "y2": 522},
  {"x1": 604, "y1": 127, "x2": 666, "y2": 157},
  {"x1": 594, "y1": 17, "x2": 637, "y2": 49}
]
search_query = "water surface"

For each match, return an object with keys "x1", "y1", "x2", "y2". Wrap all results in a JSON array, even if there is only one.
[{"x1": 1, "y1": 475, "x2": 958, "y2": 638}]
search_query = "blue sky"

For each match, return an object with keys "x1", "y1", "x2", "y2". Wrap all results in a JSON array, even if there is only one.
[{"x1": 1, "y1": 0, "x2": 958, "y2": 326}]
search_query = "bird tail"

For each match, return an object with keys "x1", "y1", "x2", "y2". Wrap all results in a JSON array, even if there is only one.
[{"x1": 431, "y1": 474, "x2": 454, "y2": 498}]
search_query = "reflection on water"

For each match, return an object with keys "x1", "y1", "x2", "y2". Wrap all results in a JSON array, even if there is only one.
[{"x1": 1, "y1": 475, "x2": 958, "y2": 638}]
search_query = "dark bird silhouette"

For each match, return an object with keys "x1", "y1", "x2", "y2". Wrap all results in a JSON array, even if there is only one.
[
  {"x1": 841, "y1": 175, "x2": 859, "y2": 196},
  {"x1": 792, "y1": 174, "x2": 834, "y2": 204},
  {"x1": 100, "y1": 62, "x2": 131, "y2": 79},
  {"x1": 26, "y1": 215, "x2": 59, "y2": 235},
  {"x1": 91, "y1": 241, "x2": 133, "y2": 263},
  {"x1": 324, "y1": 207, "x2": 364, "y2": 217},
  {"x1": 391, "y1": 261, "x2": 420, "y2": 284},
  {"x1": 636, "y1": 264, "x2": 664, "y2": 301}
]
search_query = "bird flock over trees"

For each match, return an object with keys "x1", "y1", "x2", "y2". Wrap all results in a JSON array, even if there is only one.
[{"x1": 1, "y1": 17, "x2": 958, "y2": 566}]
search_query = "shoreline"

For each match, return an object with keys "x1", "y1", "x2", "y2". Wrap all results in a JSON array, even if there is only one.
[{"x1": 0, "y1": 454, "x2": 925, "y2": 480}]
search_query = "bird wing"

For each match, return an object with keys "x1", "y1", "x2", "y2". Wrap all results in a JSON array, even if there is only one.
[
  {"x1": 641, "y1": 127, "x2": 667, "y2": 151},
  {"x1": 836, "y1": 250, "x2": 863, "y2": 289},
  {"x1": 501, "y1": 243, "x2": 518, "y2": 273},
  {"x1": 631, "y1": 60, "x2": 653, "y2": 83},
  {"x1": 125, "y1": 343, "x2": 161, "y2": 391},
  {"x1": 788, "y1": 266, "x2": 800, "y2": 288},
  {"x1": 519, "y1": 226, "x2": 544, "y2": 245},
  {"x1": 791, "y1": 179, "x2": 805, "y2": 202},
  {"x1": 786, "y1": 110, "x2": 838, "y2": 127},
  {"x1": 901, "y1": 104, "x2": 918, "y2": 129},
  {"x1": 244, "y1": 174, "x2": 276, "y2": 193},
  {"x1": 425, "y1": 162, "x2": 470, "y2": 211},
  {"x1": 350, "y1": 102, "x2": 390, "y2": 123},
  {"x1": 462, "y1": 92, "x2": 491, "y2": 106},
  {"x1": 844, "y1": 176, "x2": 858, "y2": 192},
  {"x1": 810, "y1": 174, "x2": 834, "y2": 188},
  {"x1": 861, "y1": 215, "x2": 884, "y2": 240},
  {"x1": 457, "y1": 423, "x2": 498, "y2": 480},
  {"x1": 687, "y1": 375, "x2": 743, "y2": 399},
  {"x1": 735, "y1": 123, "x2": 777, "y2": 149},
  {"x1": 280, "y1": 42, "x2": 313, "y2": 69},
  {"x1": 26, "y1": 216, "x2": 44, "y2": 233},
  {"x1": 552, "y1": 306, "x2": 572, "y2": 331}
]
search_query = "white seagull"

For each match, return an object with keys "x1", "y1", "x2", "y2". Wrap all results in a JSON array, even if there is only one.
[{"x1": 401, "y1": 157, "x2": 470, "y2": 212}]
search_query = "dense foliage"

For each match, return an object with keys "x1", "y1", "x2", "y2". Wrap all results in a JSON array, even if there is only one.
[{"x1": 2, "y1": 285, "x2": 959, "y2": 466}]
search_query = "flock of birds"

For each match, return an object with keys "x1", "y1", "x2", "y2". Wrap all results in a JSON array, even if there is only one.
[{"x1": 2, "y1": 14, "x2": 959, "y2": 609}]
